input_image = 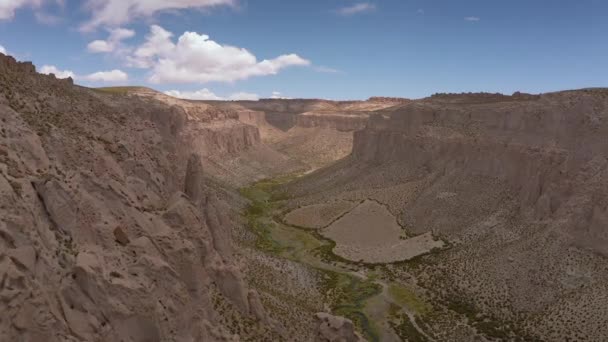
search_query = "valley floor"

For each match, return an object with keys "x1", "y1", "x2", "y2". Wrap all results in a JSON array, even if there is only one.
[
  {"x1": 238, "y1": 174, "x2": 552, "y2": 342},
  {"x1": 238, "y1": 176, "x2": 458, "y2": 341}
]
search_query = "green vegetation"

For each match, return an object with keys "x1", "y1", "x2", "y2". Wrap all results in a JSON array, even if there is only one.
[
  {"x1": 390, "y1": 313, "x2": 429, "y2": 342},
  {"x1": 241, "y1": 180, "x2": 284, "y2": 255},
  {"x1": 240, "y1": 176, "x2": 542, "y2": 342},
  {"x1": 388, "y1": 284, "x2": 431, "y2": 315},
  {"x1": 321, "y1": 270, "x2": 382, "y2": 342},
  {"x1": 240, "y1": 176, "x2": 383, "y2": 341},
  {"x1": 93, "y1": 86, "x2": 144, "y2": 94}
]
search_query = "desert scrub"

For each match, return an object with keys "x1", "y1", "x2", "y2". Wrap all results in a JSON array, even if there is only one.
[
  {"x1": 241, "y1": 175, "x2": 384, "y2": 342},
  {"x1": 241, "y1": 184, "x2": 283, "y2": 255},
  {"x1": 390, "y1": 312, "x2": 429, "y2": 342},
  {"x1": 240, "y1": 174, "x2": 303, "y2": 255},
  {"x1": 93, "y1": 86, "x2": 143, "y2": 95},
  {"x1": 388, "y1": 283, "x2": 431, "y2": 315},
  {"x1": 442, "y1": 295, "x2": 542, "y2": 341},
  {"x1": 320, "y1": 270, "x2": 382, "y2": 341}
]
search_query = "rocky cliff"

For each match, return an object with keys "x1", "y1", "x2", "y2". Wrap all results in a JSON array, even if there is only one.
[
  {"x1": 295, "y1": 113, "x2": 369, "y2": 132},
  {"x1": 231, "y1": 98, "x2": 408, "y2": 132},
  {"x1": 353, "y1": 90, "x2": 608, "y2": 240},
  {"x1": 286, "y1": 89, "x2": 608, "y2": 341},
  {"x1": 0, "y1": 53, "x2": 282, "y2": 341}
]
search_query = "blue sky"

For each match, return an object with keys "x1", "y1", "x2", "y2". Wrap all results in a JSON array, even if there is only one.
[{"x1": 0, "y1": 0, "x2": 606, "y2": 100}]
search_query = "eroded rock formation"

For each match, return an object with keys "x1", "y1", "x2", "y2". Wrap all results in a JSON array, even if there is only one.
[{"x1": 0, "y1": 53, "x2": 281, "y2": 341}]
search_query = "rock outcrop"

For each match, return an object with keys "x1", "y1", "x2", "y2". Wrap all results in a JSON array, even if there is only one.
[
  {"x1": 314, "y1": 313, "x2": 365, "y2": 342},
  {"x1": 0, "y1": 53, "x2": 281, "y2": 341},
  {"x1": 295, "y1": 113, "x2": 369, "y2": 132}
]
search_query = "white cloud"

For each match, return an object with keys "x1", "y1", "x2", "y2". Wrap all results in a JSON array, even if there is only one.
[
  {"x1": 40, "y1": 65, "x2": 128, "y2": 83},
  {"x1": 270, "y1": 91, "x2": 291, "y2": 99},
  {"x1": 0, "y1": 44, "x2": 6, "y2": 54},
  {"x1": 164, "y1": 88, "x2": 223, "y2": 100},
  {"x1": 314, "y1": 66, "x2": 340, "y2": 73},
  {"x1": 81, "y1": 0, "x2": 235, "y2": 31},
  {"x1": 164, "y1": 88, "x2": 259, "y2": 101},
  {"x1": 40, "y1": 64, "x2": 75, "y2": 79},
  {"x1": 130, "y1": 25, "x2": 310, "y2": 84},
  {"x1": 464, "y1": 16, "x2": 480, "y2": 22},
  {"x1": 0, "y1": 0, "x2": 44, "y2": 20},
  {"x1": 228, "y1": 92, "x2": 259, "y2": 101},
  {"x1": 88, "y1": 27, "x2": 135, "y2": 53},
  {"x1": 87, "y1": 40, "x2": 112, "y2": 53},
  {"x1": 127, "y1": 25, "x2": 174, "y2": 67},
  {"x1": 336, "y1": 3, "x2": 376, "y2": 16},
  {"x1": 34, "y1": 11, "x2": 61, "y2": 25},
  {"x1": 84, "y1": 69, "x2": 128, "y2": 82}
]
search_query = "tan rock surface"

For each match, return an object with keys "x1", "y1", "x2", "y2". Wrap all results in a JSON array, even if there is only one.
[
  {"x1": 0, "y1": 53, "x2": 282, "y2": 341},
  {"x1": 314, "y1": 313, "x2": 365, "y2": 342}
]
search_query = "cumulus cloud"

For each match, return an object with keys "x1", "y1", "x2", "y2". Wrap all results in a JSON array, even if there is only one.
[
  {"x1": 270, "y1": 91, "x2": 291, "y2": 99},
  {"x1": 0, "y1": 44, "x2": 6, "y2": 54},
  {"x1": 0, "y1": 0, "x2": 44, "y2": 20},
  {"x1": 83, "y1": 69, "x2": 128, "y2": 82},
  {"x1": 314, "y1": 66, "x2": 340, "y2": 73},
  {"x1": 164, "y1": 88, "x2": 259, "y2": 101},
  {"x1": 40, "y1": 64, "x2": 128, "y2": 82},
  {"x1": 129, "y1": 25, "x2": 310, "y2": 84},
  {"x1": 81, "y1": 0, "x2": 235, "y2": 31},
  {"x1": 336, "y1": 3, "x2": 376, "y2": 16},
  {"x1": 34, "y1": 10, "x2": 62, "y2": 25},
  {"x1": 464, "y1": 16, "x2": 480, "y2": 21},
  {"x1": 40, "y1": 64, "x2": 75, "y2": 79},
  {"x1": 88, "y1": 28, "x2": 135, "y2": 53},
  {"x1": 164, "y1": 88, "x2": 222, "y2": 100},
  {"x1": 228, "y1": 92, "x2": 259, "y2": 101}
]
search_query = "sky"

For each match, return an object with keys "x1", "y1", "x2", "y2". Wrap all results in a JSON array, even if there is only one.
[{"x1": 0, "y1": 0, "x2": 606, "y2": 100}]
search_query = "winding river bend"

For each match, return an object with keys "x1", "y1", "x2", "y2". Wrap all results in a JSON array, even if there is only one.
[{"x1": 241, "y1": 176, "x2": 434, "y2": 341}]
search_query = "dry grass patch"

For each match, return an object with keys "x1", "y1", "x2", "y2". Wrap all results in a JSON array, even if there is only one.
[
  {"x1": 322, "y1": 200, "x2": 445, "y2": 263},
  {"x1": 284, "y1": 200, "x2": 359, "y2": 229}
]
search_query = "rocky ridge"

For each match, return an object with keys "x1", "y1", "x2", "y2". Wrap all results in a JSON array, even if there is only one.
[{"x1": 0, "y1": 53, "x2": 283, "y2": 341}]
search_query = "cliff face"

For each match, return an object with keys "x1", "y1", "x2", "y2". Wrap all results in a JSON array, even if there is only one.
[
  {"x1": 353, "y1": 91, "x2": 608, "y2": 244},
  {"x1": 295, "y1": 113, "x2": 369, "y2": 132},
  {"x1": 0, "y1": 54, "x2": 281, "y2": 341},
  {"x1": 287, "y1": 90, "x2": 608, "y2": 340},
  {"x1": 212, "y1": 98, "x2": 409, "y2": 170},
  {"x1": 232, "y1": 98, "x2": 408, "y2": 132}
]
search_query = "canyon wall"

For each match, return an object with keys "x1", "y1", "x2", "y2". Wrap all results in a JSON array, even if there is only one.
[
  {"x1": 287, "y1": 90, "x2": 608, "y2": 340},
  {"x1": 352, "y1": 91, "x2": 608, "y2": 245},
  {"x1": 295, "y1": 113, "x2": 369, "y2": 132},
  {"x1": 233, "y1": 97, "x2": 409, "y2": 132},
  {"x1": 0, "y1": 54, "x2": 282, "y2": 341}
]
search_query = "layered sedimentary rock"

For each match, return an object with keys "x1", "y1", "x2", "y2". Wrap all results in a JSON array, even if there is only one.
[
  {"x1": 218, "y1": 97, "x2": 409, "y2": 170},
  {"x1": 295, "y1": 113, "x2": 369, "y2": 132}
]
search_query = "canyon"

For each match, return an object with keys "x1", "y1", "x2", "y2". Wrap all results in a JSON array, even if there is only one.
[{"x1": 2, "y1": 52, "x2": 608, "y2": 342}]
